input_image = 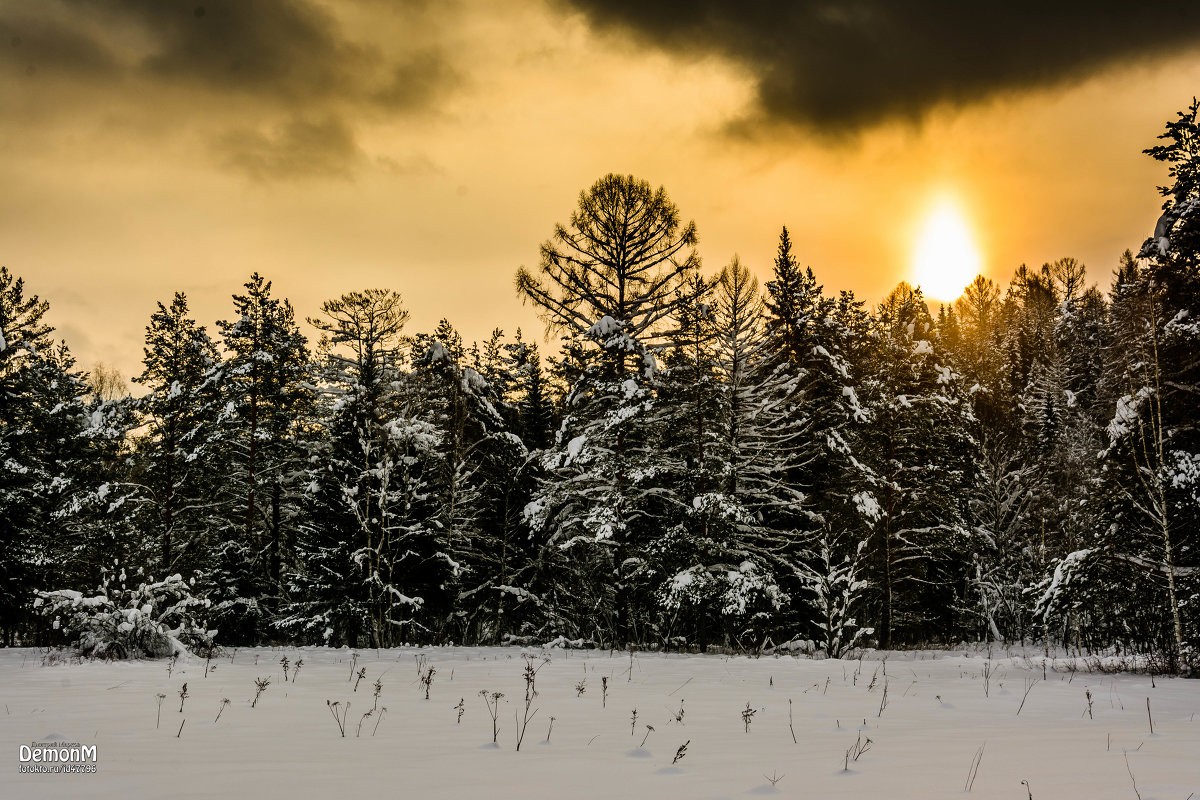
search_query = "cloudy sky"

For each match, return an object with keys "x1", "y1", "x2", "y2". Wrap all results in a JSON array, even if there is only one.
[{"x1": 4, "y1": 0, "x2": 1200, "y2": 381}]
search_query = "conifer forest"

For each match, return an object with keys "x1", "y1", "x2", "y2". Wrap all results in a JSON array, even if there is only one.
[{"x1": 4, "y1": 104, "x2": 1199, "y2": 677}]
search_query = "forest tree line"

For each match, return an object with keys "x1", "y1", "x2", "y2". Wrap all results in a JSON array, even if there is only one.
[{"x1": 2, "y1": 104, "x2": 1198, "y2": 673}]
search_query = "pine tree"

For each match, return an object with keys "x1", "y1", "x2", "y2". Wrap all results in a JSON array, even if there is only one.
[
  {"x1": 1046, "y1": 105, "x2": 1200, "y2": 671},
  {"x1": 856, "y1": 283, "x2": 976, "y2": 647},
  {"x1": 950, "y1": 265, "x2": 1104, "y2": 645},
  {"x1": 796, "y1": 537, "x2": 873, "y2": 657},
  {"x1": 761, "y1": 229, "x2": 874, "y2": 638},
  {"x1": 127, "y1": 293, "x2": 224, "y2": 574},
  {"x1": 654, "y1": 266, "x2": 785, "y2": 649},
  {"x1": 765, "y1": 230, "x2": 869, "y2": 518},
  {"x1": 284, "y1": 289, "x2": 410, "y2": 646},
  {"x1": 1101, "y1": 252, "x2": 1197, "y2": 671},
  {"x1": 213, "y1": 273, "x2": 314, "y2": 641},
  {"x1": 666, "y1": 258, "x2": 839, "y2": 649},
  {"x1": 410, "y1": 321, "x2": 519, "y2": 643},
  {"x1": 953, "y1": 275, "x2": 1008, "y2": 428},
  {"x1": 0, "y1": 268, "x2": 96, "y2": 642},
  {"x1": 505, "y1": 331, "x2": 554, "y2": 452},
  {"x1": 516, "y1": 174, "x2": 699, "y2": 644}
]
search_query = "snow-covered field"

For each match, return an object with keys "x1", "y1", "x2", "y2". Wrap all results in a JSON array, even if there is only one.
[{"x1": 1, "y1": 646, "x2": 1197, "y2": 799}]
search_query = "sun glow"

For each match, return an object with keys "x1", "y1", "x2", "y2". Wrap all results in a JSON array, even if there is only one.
[{"x1": 911, "y1": 199, "x2": 982, "y2": 302}]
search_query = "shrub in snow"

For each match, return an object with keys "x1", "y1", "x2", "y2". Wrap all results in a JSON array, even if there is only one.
[
  {"x1": 660, "y1": 518, "x2": 786, "y2": 649},
  {"x1": 843, "y1": 731, "x2": 872, "y2": 771},
  {"x1": 1031, "y1": 548, "x2": 1097, "y2": 627},
  {"x1": 206, "y1": 540, "x2": 265, "y2": 644},
  {"x1": 796, "y1": 539, "x2": 873, "y2": 658},
  {"x1": 33, "y1": 566, "x2": 214, "y2": 659}
]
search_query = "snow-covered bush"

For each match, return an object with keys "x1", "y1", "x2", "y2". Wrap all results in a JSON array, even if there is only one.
[
  {"x1": 796, "y1": 539, "x2": 873, "y2": 658},
  {"x1": 661, "y1": 518, "x2": 786, "y2": 651},
  {"x1": 33, "y1": 564, "x2": 215, "y2": 659},
  {"x1": 1031, "y1": 548, "x2": 1097, "y2": 628},
  {"x1": 664, "y1": 560, "x2": 785, "y2": 619}
]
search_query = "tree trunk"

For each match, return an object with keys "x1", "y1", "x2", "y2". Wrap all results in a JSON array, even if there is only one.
[{"x1": 270, "y1": 481, "x2": 282, "y2": 584}]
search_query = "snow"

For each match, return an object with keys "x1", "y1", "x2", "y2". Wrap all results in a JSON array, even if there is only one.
[
  {"x1": 852, "y1": 491, "x2": 882, "y2": 522},
  {"x1": 912, "y1": 340, "x2": 934, "y2": 356},
  {"x1": 1034, "y1": 549, "x2": 1095, "y2": 619},
  {"x1": 0, "y1": 327, "x2": 6, "y2": 352},
  {"x1": 1169, "y1": 450, "x2": 1200, "y2": 498},
  {"x1": 565, "y1": 435, "x2": 587, "y2": 464},
  {"x1": 642, "y1": 351, "x2": 658, "y2": 378},
  {"x1": 383, "y1": 418, "x2": 442, "y2": 452},
  {"x1": 2, "y1": 646, "x2": 1197, "y2": 799},
  {"x1": 841, "y1": 386, "x2": 867, "y2": 423},
  {"x1": 1145, "y1": 196, "x2": 1200, "y2": 256},
  {"x1": 461, "y1": 367, "x2": 488, "y2": 393},
  {"x1": 668, "y1": 566, "x2": 699, "y2": 594},
  {"x1": 1165, "y1": 308, "x2": 1199, "y2": 338},
  {"x1": 1107, "y1": 388, "x2": 1152, "y2": 441},
  {"x1": 588, "y1": 315, "x2": 621, "y2": 338}
]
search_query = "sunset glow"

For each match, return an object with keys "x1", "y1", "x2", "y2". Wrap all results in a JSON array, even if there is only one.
[
  {"x1": 912, "y1": 200, "x2": 982, "y2": 302},
  {"x1": 2, "y1": 2, "x2": 1198, "y2": 379}
]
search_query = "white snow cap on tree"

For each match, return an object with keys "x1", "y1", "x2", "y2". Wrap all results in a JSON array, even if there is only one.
[
  {"x1": 1143, "y1": 196, "x2": 1200, "y2": 257},
  {"x1": 588, "y1": 315, "x2": 622, "y2": 337}
]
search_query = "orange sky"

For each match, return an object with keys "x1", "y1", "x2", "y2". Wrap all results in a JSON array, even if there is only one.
[{"x1": 2, "y1": 1, "x2": 1198, "y2": 383}]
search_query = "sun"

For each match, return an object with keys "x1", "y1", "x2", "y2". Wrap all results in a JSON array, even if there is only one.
[{"x1": 911, "y1": 199, "x2": 982, "y2": 302}]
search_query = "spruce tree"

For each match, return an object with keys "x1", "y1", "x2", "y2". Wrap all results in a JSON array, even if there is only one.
[
  {"x1": 410, "y1": 321, "x2": 517, "y2": 643},
  {"x1": 128, "y1": 293, "x2": 224, "y2": 574},
  {"x1": 0, "y1": 268, "x2": 95, "y2": 642},
  {"x1": 762, "y1": 229, "x2": 873, "y2": 637},
  {"x1": 213, "y1": 273, "x2": 314, "y2": 641},
  {"x1": 856, "y1": 283, "x2": 976, "y2": 647},
  {"x1": 284, "y1": 289, "x2": 410, "y2": 646},
  {"x1": 658, "y1": 259, "x2": 801, "y2": 648}
]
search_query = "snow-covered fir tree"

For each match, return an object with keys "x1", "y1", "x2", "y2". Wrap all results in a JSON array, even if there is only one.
[
  {"x1": 0, "y1": 268, "x2": 115, "y2": 642},
  {"x1": 212, "y1": 273, "x2": 314, "y2": 642},
  {"x1": 126, "y1": 293, "x2": 224, "y2": 575},
  {"x1": 283, "y1": 289, "x2": 413, "y2": 646},
  {"x1": 855, "y1": 282, "x2": 976, "y2": 647},
  {"x1": 654, "y1": 265, "x2": 787, "y2": 650},
  {"x1": 408, "y1": 322, "x2": 530, "y2": 643}
]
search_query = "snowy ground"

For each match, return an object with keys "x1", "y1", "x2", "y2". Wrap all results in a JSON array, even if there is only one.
[{"x1": 1, "y1": 645, "x2": 1197, "y2": 799}]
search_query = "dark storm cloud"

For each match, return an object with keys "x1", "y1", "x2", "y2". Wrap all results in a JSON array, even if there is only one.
[
  {"x1": 563, "y1": 0, "x2": 1200, "y2": 130},
  {"x1": 120, "y1": 0, "x2": 375, "y2": 103},
  {"x1": 0, "y1": 0, "x2": 458, "y2": 179}
]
